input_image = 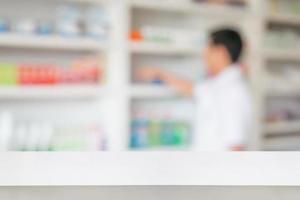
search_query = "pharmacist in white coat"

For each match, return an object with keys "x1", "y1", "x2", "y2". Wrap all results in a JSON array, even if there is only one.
[{"x1": 136, "y1": 28, "x2": 252, "y2": 151}]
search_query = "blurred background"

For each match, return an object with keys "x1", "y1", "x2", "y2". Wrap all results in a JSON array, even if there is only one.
[{"x1": 0, "y1": 0, "x2": 299, "y2": 151}]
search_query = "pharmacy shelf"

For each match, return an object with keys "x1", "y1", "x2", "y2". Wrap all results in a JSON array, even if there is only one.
[
  {"x1": 259, "y1": 1, "x2": 300, "y2": 150},
  {"x1": 263, "y1": 49, "x2": 300, "y2": 62},
  {"x1": 266, "y1": 13, "x2": 300, "y2": 26},
  {"x1": 265, "y1": 120, "x2": 300, "y2": 136},
  {"x1": 131, "y1": 84, "x2": 181, "y2": 98},
  {"x1": 130, "y1": 42, "x2": 202, "y2": 56},
  {"x1": 264, "y1": 136, "x2": 300, "y2": 151},
  {"x1": 0, "y1": 85, "x2": 104, "y2": 100},
  {"x1": 130, "y1": 0, "x2": 248, "y2": 18},
  {"x1": 0, "y1": 34, "x2": 108, "y2": 51},
  {"x1": 266, "y1": 87, "x2": 300, "y2": 97},
  {"x1": 1, "y1": 152, "x2": 300, "y2": 186}
]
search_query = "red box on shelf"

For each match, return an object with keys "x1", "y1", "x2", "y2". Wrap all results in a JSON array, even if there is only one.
[
  {"x1": 19, "y1": 64, "x2": 60, "y2": 85},
  {"x1": 17, "y1": 58, "x2": 103, "y2": 86}
]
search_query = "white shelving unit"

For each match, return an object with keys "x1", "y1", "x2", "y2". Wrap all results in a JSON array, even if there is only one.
[
  {"x1": 1, "y1": 0, "x2": 292, "y2": 151},
  {"x1": 257, "y1": 0, "x2": 300, "y2": 150},
  {"x1": 0, "y1": 0, "x2": 116, "y2": 151}
]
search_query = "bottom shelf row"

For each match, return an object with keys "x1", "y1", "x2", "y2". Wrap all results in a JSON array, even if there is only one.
[
  {"x1": 0, "y1": 112, "x2": 107, "y2": 152},
  {"x1": 0, "y1": 98, "x2": 196, "y2": 152},
  {"x1": 1, "y1": 91, "x2": 300, "y2": 151}
]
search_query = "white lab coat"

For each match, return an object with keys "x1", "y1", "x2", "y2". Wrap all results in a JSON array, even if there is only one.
[{"x1": 193, "y1": 65, "x2": 252, "y2": 151}]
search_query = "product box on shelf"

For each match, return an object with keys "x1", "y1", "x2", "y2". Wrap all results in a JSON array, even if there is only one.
[
  {"x1": 130, "y1": 101, "x2": 193, "y2": 150},
  {"x1": 130, "y1": 26, "x2": 207, "y2": 48},
  {"x1": 0, "y1": 63, "x2": 18, "y2": 85},
  {"x1": 0, "y1": 57, "x2": 104, "y2": 86}
]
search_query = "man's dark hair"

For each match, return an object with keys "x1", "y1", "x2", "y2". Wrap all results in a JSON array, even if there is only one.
[{"x1": 210, "y1": 28, "x2": 244, "y2": 63}]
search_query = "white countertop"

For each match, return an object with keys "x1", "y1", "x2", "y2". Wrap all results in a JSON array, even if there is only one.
[{"x1": 0, "y1": 152, "x2": 300, "y2": 186}]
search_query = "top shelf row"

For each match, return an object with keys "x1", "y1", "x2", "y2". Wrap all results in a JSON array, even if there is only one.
[
  {"x1": 70, "y1": 0, "x2": 250, "y2": 17},
  {"x1": 130, "y1": 0, "x2": 249, "y2": 17},
  {"x1": 63, "y1": 0, "x2": 300, "y2": 25}
]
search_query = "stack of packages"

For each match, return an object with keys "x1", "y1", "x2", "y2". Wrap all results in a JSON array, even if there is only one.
[{"x1": 0, "y1": 57, "x2": 103, "y2": 86}]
